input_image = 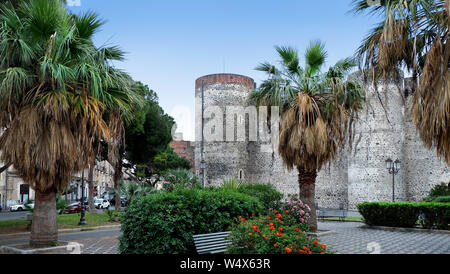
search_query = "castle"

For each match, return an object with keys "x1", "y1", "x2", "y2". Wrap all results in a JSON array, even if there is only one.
[{"x1": 191, "y1": 73, "x2": 449, "y2": 210}]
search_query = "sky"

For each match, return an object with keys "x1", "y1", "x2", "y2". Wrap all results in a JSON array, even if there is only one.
[{"x1": 68, "y1": 0, "x2": 381, "y2": 141}]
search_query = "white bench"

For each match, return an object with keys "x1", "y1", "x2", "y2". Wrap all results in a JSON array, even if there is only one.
[{"x1": 192, "y1": 231, "x2": 231, "y2": 254}]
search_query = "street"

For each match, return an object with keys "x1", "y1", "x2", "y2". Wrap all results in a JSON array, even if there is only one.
[{"x1": 0, "y1": 211, "x2": 28, "y2": 221}]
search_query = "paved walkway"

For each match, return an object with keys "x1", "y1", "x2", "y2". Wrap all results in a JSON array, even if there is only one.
[
  {"x1": 1, "y1": 222, "x2": 449, "y2": 254},
  {"x1": 318, "y1": 221, "x2": 450, "y2": 254}
]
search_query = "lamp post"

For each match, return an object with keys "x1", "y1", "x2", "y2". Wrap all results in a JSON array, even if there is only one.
[
  {"x1": 200, "y1": 160, "x2": 206, "y2": 187},
  {"x1": 78, "y1": 170, "x2": 87, "y2": 226},
  {"x1": 385, "y1": 158, "x2": 401, "y2": 202}
]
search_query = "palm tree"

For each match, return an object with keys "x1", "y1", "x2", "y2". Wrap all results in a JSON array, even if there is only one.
[
  {"x1": 0, "y1": 0, "x2": 138, "y2": 247},
  {"x1": 351, "y1": 0, "x2": 449, "y2": 165},
  {"x1": 250, "y1": 41, "x2": 364, "y2": 231}
]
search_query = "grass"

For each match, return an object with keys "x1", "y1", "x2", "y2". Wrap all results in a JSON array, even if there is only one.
[{"x1": 0, "y1": 212, "x2": 121, "y2": 234}]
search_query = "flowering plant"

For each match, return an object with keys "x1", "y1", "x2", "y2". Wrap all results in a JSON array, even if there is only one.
[
  {"x1": 271, "y1": 195, "x2": 311, "y2": 231},
  {"x1": 226, "y1": 209, "x2": 329, "y2": 254}
]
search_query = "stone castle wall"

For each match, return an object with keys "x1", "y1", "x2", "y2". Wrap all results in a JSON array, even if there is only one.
[{"x1": 194, "y1": 73, "x2": 450, "y2": 210}]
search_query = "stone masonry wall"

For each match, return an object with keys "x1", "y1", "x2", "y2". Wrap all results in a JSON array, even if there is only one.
[{"x1": 194, "y1": 73, "x2": 450, "y2": 211}]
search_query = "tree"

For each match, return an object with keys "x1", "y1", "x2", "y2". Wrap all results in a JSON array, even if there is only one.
[
  {"x1": 351, "y1": 0, "x2": 449, "y2": 164},
  {"x1": 250, "y1": 42, "x2": 364, "y2": 231},
  {"x1": 0, "y1": 0, "x2": 137, "y2": 246}
]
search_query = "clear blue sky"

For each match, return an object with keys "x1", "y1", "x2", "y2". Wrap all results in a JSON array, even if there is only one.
[{"x1": 68, "y1": 0, "x2": 380, "y2": 141}]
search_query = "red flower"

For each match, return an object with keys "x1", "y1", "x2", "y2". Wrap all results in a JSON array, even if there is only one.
[
  {"x1": 273, "y1": 243, "x2": 277, "y2": 247},
  {"x1": 295, "y1": 228, "x2": 299, "y2": 232},
  {"x1": 241, "y1": 218, "x2": 245, "y2": 222},
  {"x1": 284, "y1": 247, "x2": 292, "y2": 254},
  {"x1": 314, "y1": 240, "x2": 318, "y2": 245},
  {"x1": 285, "y1": 210, "x2": 289, "y2": 214},
  {"x1": 265, "y1": 237, "x2": 269, "y2": 240}
]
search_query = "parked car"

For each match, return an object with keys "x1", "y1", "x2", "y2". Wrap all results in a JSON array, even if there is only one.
[
  {"x1": 10, "y1": 204, "x2": 26, "y2": 211},
  {"x1": 64, "y1": 202, "x2": 87, "y2": 214},
  {"x1": 94, "y1": 199, "x2": 110, "y2": 209},
  {"x1": 0, "y1": 204, "x2": 2, "y2": 212}
]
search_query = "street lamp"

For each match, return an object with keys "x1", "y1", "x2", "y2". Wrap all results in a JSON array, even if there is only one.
[
  {"x1": 385, "y1": 158, "x2": 401, "y2": 202},
  {"x1": 78, "y1": 171, "x2": 87, "y2": 226},
  {"x1": 200, "y1": 160, "x2": 206, "y2": 187}
]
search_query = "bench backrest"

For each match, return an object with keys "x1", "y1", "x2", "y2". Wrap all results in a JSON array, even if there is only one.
[{"x1": 193, "y1": 231, "x2": 231, "y2": 254}]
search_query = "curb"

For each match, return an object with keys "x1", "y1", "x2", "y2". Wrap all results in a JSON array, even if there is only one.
[
  {"x1": 360, "y1": 225, "x2": 450, "y2": 235},
  {"x1": 0, "y1": 241, "x2": 84, "y2": 254},
  {"x1": 319, "y1": 219, "x2": 364, "y2": 223},
  {"x1": 0, "y1": 224, "x2": 121, "y2": 240},
  {"x1": 307, "y1": 230, "x2": 337, "y2": 237}
]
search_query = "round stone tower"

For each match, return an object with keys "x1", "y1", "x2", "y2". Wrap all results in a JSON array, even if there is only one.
[{"x1": 194, "y1": 73, "x2": 256, "y2": 186}]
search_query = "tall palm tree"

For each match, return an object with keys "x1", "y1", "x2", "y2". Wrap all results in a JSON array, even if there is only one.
[
  {"x1": 351, "y1": 0, "x2": 449, "y2": 165},
  {"x1": 250, "y1": 41, "x2": 364, "y2": 231},
  {"x1": 0, "y1": 0, "x2": 138, "y2": 247}
]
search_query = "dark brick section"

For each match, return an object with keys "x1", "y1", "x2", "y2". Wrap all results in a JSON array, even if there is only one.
[
  {"x1": 170, "y1": 141, "x2": 195, "y2": 170},
  {"x1": 196, "y1": 74, "x2": 256, "y2": 90}
]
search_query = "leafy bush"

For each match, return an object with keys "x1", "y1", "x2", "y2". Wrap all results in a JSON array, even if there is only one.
[
  {"x1": 423, "y1": 183, "x2": 450, "y2": 201},
  {"x1": 433, "y1": 196, "x2": 450, "y2": 203},
  {"x1": 161, "y1": 169, "x2": 200, "y2": 191},
  {"x1": 357, "y1": 202, "x2": 421, "y2": 228},
  {"x1": 221, "y1": 179, "x2": 244, "y2": 190},
  {"x1": 226, "y1": 210, "x2": 328, "y2": 254},
  {"x1": 272, "y1": 197, "x2": 311, "y2": 231},
  {"x1": 417, "y1": 202, "x2": 450, "y2": 230},
  {"x1": 119, "y1": 187, "x2": 263, "y2": 254},
  {"x1": 235, "y1": 183, "x2": 283, "y2": 212},
  {"x1": 358, "y1": 201, "x2": 450, "y2": 230},
  {"x1": 104, "y1": 209, "x2": 122, "y2": 222}
]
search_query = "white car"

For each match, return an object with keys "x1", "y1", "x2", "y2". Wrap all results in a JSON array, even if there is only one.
[
  {"x1": 10, "y1": 203, "x2": 34, "y2": 211},
  {"x1": 94, "y1": 199, "x2": 110, "y2": 209}
]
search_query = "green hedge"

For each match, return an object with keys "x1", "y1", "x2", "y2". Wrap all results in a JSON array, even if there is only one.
[
  {"x1": 358, "y1": 201, "x2": 450, "y2": 230},
  {"x1": 434, "y1": 196, "x2": 450, "y2": 203},
  {"x1": 418, "y1": 202, "x2": 450, "y2": 230},
  {"x1": 119, "y1": 188, "x2": 263, "y2": 254},
  {"x1": 236, "y1": 183, "x2": 283, "y2": 211},
  {"x1": 357, "y1": 202, "x2": 421, "y2": 228}
]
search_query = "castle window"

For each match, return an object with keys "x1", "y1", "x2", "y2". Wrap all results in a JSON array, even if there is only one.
[{"x1": 238, "y1": 169, "x2": 244, "y2": 181}]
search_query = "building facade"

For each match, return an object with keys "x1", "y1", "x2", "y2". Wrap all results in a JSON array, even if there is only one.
[
  {"x1": 0, "y1": 160, "x2": 114, "y2": 208},
  {"x1": 194, "y1": 73, "x2": 450, "y2": 210}
]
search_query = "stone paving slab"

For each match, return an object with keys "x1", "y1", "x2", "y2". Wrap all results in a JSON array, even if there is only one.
[{"x1": 318, "y1": 221, "x2": 450, "y2": 254}]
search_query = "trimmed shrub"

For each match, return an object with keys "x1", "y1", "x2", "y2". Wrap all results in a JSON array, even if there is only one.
[
  {"x1": 226, "y1": 210, "x2": 329, "y2": 254},
  {"x1": 417, "y1": 202, "x2": 450, "y2": 230},
  {"x1": 236, "y1": 183, "x2": 283, "y2": 211},
  {"x1": 423, "y1": 183, "x2": 450, "y2": 201},
  {"x1": 434, "y1": 196, "x2": 450, "y2": 203},
  {"x1": 357, "y1": 202, "x2": 421, "y2": 228},
  {"x1": 119, "y1": 188, "x2": 263, "y2": 254}
]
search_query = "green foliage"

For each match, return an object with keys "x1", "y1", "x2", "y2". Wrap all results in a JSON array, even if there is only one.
[
  {"x1": 161, "y1": 169, "x2": 199, "y2": 192},
  {"x1": 357, "y1": 202, "x2": 421, "y2": 228},
  {"x1": 104, "y1": 209, "x2": 122, "y2": 222},
  {"x1": 153, "y1": 146, "x2": 192, "y2": 172},
  {"x1": 235, "y1": 183, "x2": 283, "y2": 212},
  {"x1": 226, "y1": 210, "x2": 329, "y2": 254},
  {"x1": 434, "y1": 196, "x2": 450, "y2": 203},
  {"x1": 423, "y1": 183, "x2": 450, "y2": 201},
  {"x1": 417, "y1": 202, "x2": 450, "y2": 230},
  {"x1": 125, "y1": 82, "x2": 175, "y2": 167},
  {"x1": 56, "y1": 196, "x2": 70, "y2": 214},
  {"x1": 110, "y1": 181, "x2": 155, "y2": 206},
  {"x1": 358, "y1": 201, "x2": 450, "y2": 230},
  {"x1": 119, "y1": 188, "x2": 263, "y2": 254},
  {"x1": 221, "y1": 179, "x2": 244, "y2": 190}
]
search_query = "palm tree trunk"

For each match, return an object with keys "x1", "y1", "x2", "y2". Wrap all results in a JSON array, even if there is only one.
[
  {"x1": 30, "y1": 187, "x2": 58, "y2": 247},
  {"x1": 87, "y1": 162, "x2": 95, "y2": 212},
  {"x1": 297, "y1": 166, "x2": 318, "y2": 232}
]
